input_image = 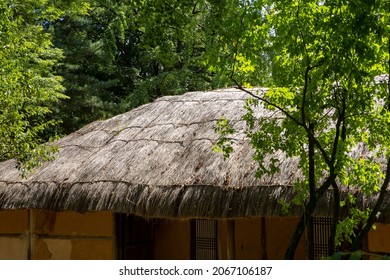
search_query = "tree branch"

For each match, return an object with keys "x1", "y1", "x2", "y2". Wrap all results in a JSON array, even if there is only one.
[
  {"x1": 329, "y1": 180, "x2": 340, "y2": 256},
  {"x1": 284, "y1": 175, "x2": 334, "y2": 259},
  {"x1": 350, "y1": 157, "x2": 390, "y2": 251},
  {"x1": 231, "y1": 79, "x2": 303, "y2": 126},
  {"x1": 233, "y1": 73, "x2": 332, "y2": 167},
  {"x1": 350, "y1": 37, "x2": 390, "y2": 252}
]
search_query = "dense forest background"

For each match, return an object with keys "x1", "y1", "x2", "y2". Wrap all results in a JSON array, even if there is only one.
[
  {"x1": 26, "y1": 0, "x2": 253, "y2": 136},
  {"x1": 51, "y1": 0, "x2": 232, "y2": 134},
  {"x1": 2, "y1": 0, "x2": 269, "y2": 169}
]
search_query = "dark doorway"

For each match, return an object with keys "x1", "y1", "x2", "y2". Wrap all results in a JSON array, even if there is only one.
[{"x1": 116, "y1": 214, "x2": 155, "y2": 259}]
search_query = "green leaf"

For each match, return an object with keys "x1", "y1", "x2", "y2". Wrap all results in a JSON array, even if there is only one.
[
  {"x1": 349, "y1": 251, "x2": 362, "y2": 260},
  {"x1": 329, "y1": 252, "x2": 343, "y2": 260}
]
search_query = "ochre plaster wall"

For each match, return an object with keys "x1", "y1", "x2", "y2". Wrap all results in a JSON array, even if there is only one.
[
  {"x1": 367, "y1": 223, "x2": 390, "y2": 258},
  {"x1": 0, "y1": 209, "x2": 115, "y2": 260},
  {"x1": 154, "y1": 219, "x2": 190, "y2": 259},
  {"x1": 0, "y1": 210, "x2": 29, "y2": 259},
  {"x1": 10, "y1": 210, "x2": 390, "y2": 260},
  {"x1": 31, "y1": 210, "x2": 114, "y2": 260},
  {"x1": 265, "y1": 217, "x2": 306, "y2": 259},
  {"x1": 220, "y1": 217, "x2": 306, "y2": 260},
  {"x1": 235, "y1": 218, "x2": 262, "y2": 259}
]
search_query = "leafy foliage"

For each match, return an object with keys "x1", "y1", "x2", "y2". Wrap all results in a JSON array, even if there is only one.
[
  {"x1": 212, "y1": 0, "x2": 390, "y2": 258},
  {"x1": 213, "y1": 118, "x2": 235, "y2": 159},
  {"x1": 0, "y1": 0, "x2": 67, "y2": 173},
  {"x1": 329, "y1": 250, "x2": 389, "y2": 260}
]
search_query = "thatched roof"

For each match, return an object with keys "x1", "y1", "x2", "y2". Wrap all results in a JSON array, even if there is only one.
[{"x1": 1, "y1": 88, "x2": 390, "y2": 220}]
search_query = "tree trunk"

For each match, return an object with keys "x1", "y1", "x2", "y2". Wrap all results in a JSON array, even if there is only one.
[
  {"x1": 284, "y1": 178, "x2": 333, "y2": 259},
  {"x1": 284, "y1": 198, "x2": 316, "y2": 259}
]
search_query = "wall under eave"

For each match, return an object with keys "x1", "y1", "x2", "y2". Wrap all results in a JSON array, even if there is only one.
[
  {"x1": 8, "y1": 210, "x2": 384, "y2": 260},
  {"x1": 0, "y1": 209, "x2": 115, "y2": 260},
  {"x1": 0, "y1": 210, "x2": 29, "y2": 259},
  {"x1": 264, "y1": 217, "x2": 307, "y2": 260},
  {"x1": 219, "y1": 217, "x2": 306, "y2": 260},
  {"x1": 235, "y1": 218, "x2": 262, "y2": 259},
  {"x1": 154, "y1": 219, "x2": 190, "y2": 259},
  {"x1": 367, "y1": 223, "x2": 390, "y2": 259},
  {"x1": 31, "y1": 210, "x2": 114, "y2": 259}
]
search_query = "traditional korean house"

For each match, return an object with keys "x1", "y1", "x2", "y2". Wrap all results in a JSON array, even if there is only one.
[{"x1": 1, "y1": 88, "x2": 390, "y2": 259}]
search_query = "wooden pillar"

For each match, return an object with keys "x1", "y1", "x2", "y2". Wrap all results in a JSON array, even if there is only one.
[
  {"x1": 217, "y1": 221, "x2": 223, "y2": 259},
  {"x1": 28, "y1": 209, "x2": 32, "y2": 260},
  {"x1": 226, "y1": 219, "x2": 236, "y2": 260},
  {"x1": 261, "y1": 217, "x2": 268, "y2": 259}
]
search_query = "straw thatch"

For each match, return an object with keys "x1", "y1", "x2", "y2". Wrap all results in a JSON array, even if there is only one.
[{"x1": 1, "y1": 88, "x2": 390, "y2": 220}]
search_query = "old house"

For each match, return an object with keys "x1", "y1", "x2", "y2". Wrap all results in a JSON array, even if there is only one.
[{"x1": 1, "y1": 88, "x2": 390, "y2": 259}]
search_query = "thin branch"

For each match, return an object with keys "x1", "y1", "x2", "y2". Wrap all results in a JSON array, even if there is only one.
[
  {"x1": 233, "y1": 78, "x2": 332, "y2": 166},
  {"x1": 329, "y1": 180, "x2": 340, "y2": 256},
  {"x1": 296, "y1": 3, "x2": 311, "y2": 67},
  {"x1": 350, "y1": 157, "x2": 390, "y2": 251},
  {"x1": 308, "y1": 123, "x2": 316, "y2": 200},
  {"x1": 330, "y1": 92, "x2": 346, "y2": 167},
  {"x1": 301, "y1": 65, "x2": 310, "y2": 125},
  {"x1": 192, "y1": 0, "x2": 200, "y2": 15},
  {"x1": 228, "y1": 5, "x2": 248, "y2": 80},
  {"x1": 231, "y1": 79, "x2": 302, "y2": 126}
]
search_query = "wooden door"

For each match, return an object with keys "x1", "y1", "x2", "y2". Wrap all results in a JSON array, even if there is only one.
[{"x1": 116, "y1": 214, "x2": 155, "y2": 259}]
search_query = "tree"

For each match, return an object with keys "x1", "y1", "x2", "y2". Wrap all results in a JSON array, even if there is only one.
[
  {"x1": 51, "y1": 0, "x2": 228, "y2": 134},
  {"x1": 0, "y1": 0, "x2": 67, "y2": 173},
  {"x1": 213, "y1": 0, "x2": 390, "y2": 259}
]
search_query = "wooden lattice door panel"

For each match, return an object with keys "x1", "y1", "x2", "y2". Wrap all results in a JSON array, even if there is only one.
[
  {"x1": 309, "y1": 216, "x2": 333, "y2": 259},
  {"x1": 190, "y1": 219, "x2": 218, "y2": 260}
]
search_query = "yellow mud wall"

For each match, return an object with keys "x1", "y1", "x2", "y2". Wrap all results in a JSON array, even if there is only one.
[
  {"x1": 265, "y1": 217, "x2": 306, "y2": 259},
  {"x1": 31, "y1": 210, "x2": 114, "y2": 260},
  {"x1": 154, "y1": 219, "x2": 190, "y2": 259},
  {"x1": 367, "y1": 223, "x2": 390, "y2": 258},
  {"x1": 0, "y1": 210, "x2": 29, "y2": 259},
  {"x1": 218, "y1": 219, "x2": 262, "y2": 259},
  {"x1": 235, "y1": 218, "x2": 262, "y2": 259},
  {"x1": 219, "y1": 217, "x2": 306, "y2": 260}
]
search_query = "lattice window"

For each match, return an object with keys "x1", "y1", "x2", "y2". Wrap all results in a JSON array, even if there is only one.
[
  {"x1": 190, "y1": 219, "x2": 218, "y2": 260},
  {"x1": 309, "y1": 216, "x2": 333, "y2": 259}
]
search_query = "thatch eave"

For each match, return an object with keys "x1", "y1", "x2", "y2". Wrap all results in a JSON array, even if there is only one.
[
  {"x1": 1, "y1": 88, "x2": 390, "y2": 221},
  {"x1": 1, "y1": 179, "x2": 390, "y2": 222}
]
